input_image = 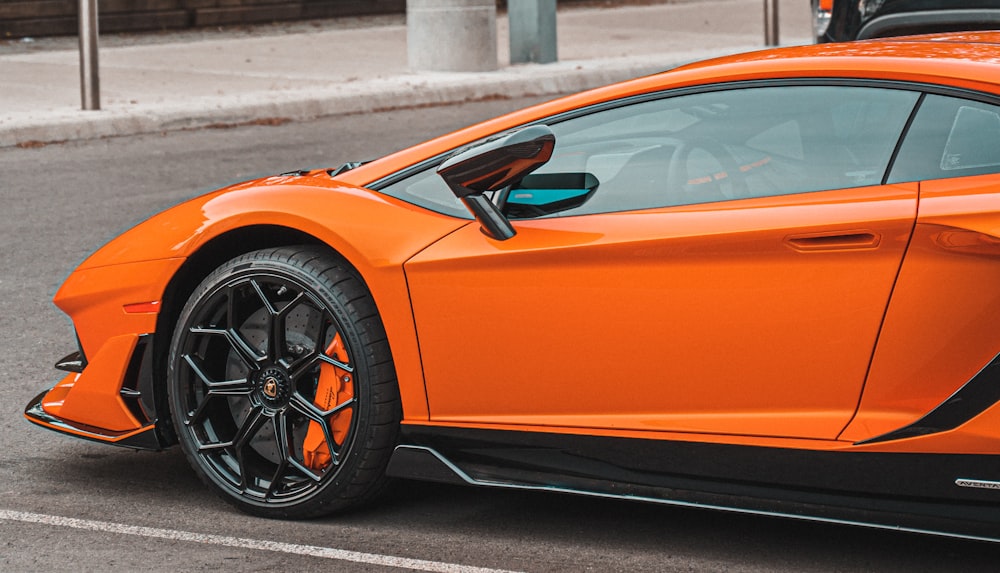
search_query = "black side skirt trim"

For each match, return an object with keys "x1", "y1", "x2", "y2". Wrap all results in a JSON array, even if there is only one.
[
  {"x1": 389, "y1": 444, "x2": 1000, "y2": 543},
  {"x1": 389, "y1": 424, "x2": 1000, "y2": 541}
]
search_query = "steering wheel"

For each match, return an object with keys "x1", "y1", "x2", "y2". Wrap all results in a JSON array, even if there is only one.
[{"x1": 667, "y1": 137, "x2": 748, "y2": 203}]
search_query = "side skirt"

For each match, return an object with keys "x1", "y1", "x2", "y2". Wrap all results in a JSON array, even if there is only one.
[{"x1": 387, "y1": 425, "x2": 1000, "y2": 542}]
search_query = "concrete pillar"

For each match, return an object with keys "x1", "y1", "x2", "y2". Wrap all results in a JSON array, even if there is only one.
[
  {"x1": 407, "y1": 0, "x2": 498, "y2": 72},
  {"x1": 509, "y1": 0, "x2": 557, "y2": 64}
]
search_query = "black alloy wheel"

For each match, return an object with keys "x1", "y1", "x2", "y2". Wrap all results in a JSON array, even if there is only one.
[{"x1": 168, "y1": 246, "x2": 400, "y2": 518}]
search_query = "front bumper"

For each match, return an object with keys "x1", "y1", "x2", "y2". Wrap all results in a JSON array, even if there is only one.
[
  {"x1": 24, "y1": 334, "x2": 168, "y2": 451},
  {"x1": 24, "y1": 389, "x2": 162, "y2": 450}
]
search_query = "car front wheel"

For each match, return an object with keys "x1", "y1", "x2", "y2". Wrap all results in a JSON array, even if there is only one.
[{"x1": 167, "y1": 246, "x2": 400, "y2": 518}]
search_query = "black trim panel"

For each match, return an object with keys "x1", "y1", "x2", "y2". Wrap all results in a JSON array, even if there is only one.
[
  {"x1": 389, "y1": 424, "x2": 1000, "y2": 538},
  {"x1": 390, "y1": 443, "x2": 1000, "y2": 543},
  {"x1": 120, "y1": 335, "x2": 154, "y2": 425},
  {"x1": 881, "y1": 91, "x2": 925, "y2": 186},
  {"x1": 861, "y1": 352, "x2": 1000, "y2": 444},
  {"x1": 395, "y1": 424, "x2": 1000, "y2": 501},
  {"x1": 54, "y1": 351, "x2": 85, "y2": 373}
]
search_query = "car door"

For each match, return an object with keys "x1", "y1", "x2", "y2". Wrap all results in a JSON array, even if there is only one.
[
  {"x1": 401, "y1": 84, "x2": 921, "y2": 440},
  {"x1": 844, "y1": 93, "x2": 1000, "y2": 441}
]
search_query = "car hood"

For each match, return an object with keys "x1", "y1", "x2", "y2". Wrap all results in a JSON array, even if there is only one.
[{"x1": 76, "y1": 170, "x2": 468, "y2": 272}]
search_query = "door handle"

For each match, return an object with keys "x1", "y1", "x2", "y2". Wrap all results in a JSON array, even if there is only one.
[{"x1": 785, "y1": 231, "x2": 880, "y2": 252}]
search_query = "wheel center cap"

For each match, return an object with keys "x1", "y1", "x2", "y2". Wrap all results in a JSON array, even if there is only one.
[
  {"x1": 256, "y1": 367, "x2": 290, "y2": 408},
  {"x1": 262, "y1": 377, "x2": 279, "y2": 398}
]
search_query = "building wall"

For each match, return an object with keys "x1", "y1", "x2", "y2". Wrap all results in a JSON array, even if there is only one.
[{"x1": 0, "y1": 0, "x2": 405, "y2": 38}]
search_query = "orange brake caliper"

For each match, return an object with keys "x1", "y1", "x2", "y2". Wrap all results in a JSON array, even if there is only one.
[{"x1": 302, "y1": 333, "x2": 354, "y2": 471}]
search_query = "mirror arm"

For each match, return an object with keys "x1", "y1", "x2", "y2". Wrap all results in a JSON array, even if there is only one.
[
  {"x1": 437, "y1": 125, "x2": 556, "y2": 242},
  {"x1": 461, "y1": 195, "x2": 516, "y2": 240}
]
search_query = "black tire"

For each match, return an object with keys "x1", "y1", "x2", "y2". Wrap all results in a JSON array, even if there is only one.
[{"x1": 167, "y1": 246, "x2": 400, "y2": 518}]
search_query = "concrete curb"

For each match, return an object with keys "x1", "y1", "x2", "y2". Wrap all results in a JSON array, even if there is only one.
[{"x1": 0, "y1": 47, "x2": 762, "y2": 148}]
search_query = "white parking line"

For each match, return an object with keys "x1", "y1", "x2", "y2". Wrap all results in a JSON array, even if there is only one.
[{"x1": 0, "y1": 509, "x2": 521, "y2": 573}]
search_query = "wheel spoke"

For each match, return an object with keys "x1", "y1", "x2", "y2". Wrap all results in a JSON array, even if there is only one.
[
  {"x1": 188, "y1": 326, "x2": 226, "y2": 338},
  {"x1": 188, "y1": 325, "x2": 263, "y2": 369},
  {"x1": 316, "y1": 320, "x2": 354, "y2": 373},
  {"x1": 287, "y1": 350, "x2": 355, "y2": 383},
  {"x1": 182, "y1": 354, "x2": 251, "y2": 391},
  {"x1": 227, "y1": 327, "x2": 265, "y2": 368},
  {"x1": 289, "y1": 454, "x2": 326, "y2": 482},
  {"x1": 318, "y1": 352, "x2": 354, "y2": 373},
  {"x1": 229, "y1": 280, "x2": 272, "y2": 366},
  {"x1": 186, "y1": 397, "x2": 214, "y2": 427},
  {"x1": 235, "y1": 407, "x2": 269, "y2": 492},
  {"x1": 181, "y1": 354, "x2": 252, "y2": 425},
  {"x1": 196, "y1": 441, "x2": 230, "y2": 453},
  {"x1": 205, "y1": 379, "x2": 251, "y2": 393},
  {"x1": 287, "y1": 350, "x2": 320, "y2": 381},
  {"x1": 195, "y1": 405, "x2": 265, "y2": 455},
  {"x1": 270, "y1": 316, "x2": 284, "y2": 365},
  {"x1": 276, "y1": 291, "x2": 307, "y2": 321},
  {"x1": 312, "y1": 316, "x2": 332, "y2": 356},
  {"x1": 291, "y1": 392, "x2": 354, "y2": 420},
  {"x1": 249, "y1": 279, "x2": 285, "y2": 363},
  {"x1": 250, "y1": 279, "x2": 278, "y2": 315},
  {"x1": 265, "y1": 412, "x2": 293, "y2": 499},
  {"x1": 233, "y1": 406, "x2": 268, "y2": 450},
  {"x1": 185, "y1": 386, "x2": 250, "y2": 426},
  {"x1": 289, "y1": 393, "x2": 353, "y2": 469},
  {"x1": 233, "y1": 449, "x2": 249, "y2": 492},
  {"x1": 274, "y1": 291, "x2": 308, "y2": 366}
]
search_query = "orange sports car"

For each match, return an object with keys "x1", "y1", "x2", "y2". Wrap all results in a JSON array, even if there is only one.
[{"x1": 25, "y1": 32, "x2": 1000, "y2": 541}]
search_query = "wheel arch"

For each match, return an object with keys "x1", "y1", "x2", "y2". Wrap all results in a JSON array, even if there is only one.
[
  {"x1": 140, "y1": 181, "x2": 457, "y2": 444},
  {"x1": 151, "y1": 224, "x2": 338, "y2": 445}
]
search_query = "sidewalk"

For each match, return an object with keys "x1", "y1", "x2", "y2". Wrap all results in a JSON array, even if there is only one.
[{"x1": 0, "y1": 0, "x2": 810, "y2": 148}]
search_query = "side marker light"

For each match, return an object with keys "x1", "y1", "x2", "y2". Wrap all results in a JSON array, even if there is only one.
[{"x1": 123, "y1": 301, "x2": 161, "y2": 314}]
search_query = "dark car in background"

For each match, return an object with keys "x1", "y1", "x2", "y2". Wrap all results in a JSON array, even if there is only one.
[{"x1": 814, "y1": 0, "x2": 1000, "y2": 42}]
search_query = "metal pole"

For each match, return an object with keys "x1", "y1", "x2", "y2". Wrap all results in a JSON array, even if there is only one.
[
  {"x1": 78, "y1": 0, "x2": 100, "y2": 110},
  {"x1": 764, "y1": 0, "x2": 779, "y2": 46},
  {"x1": 509, "y1": 0, "x2": 558, "y2": 64}
]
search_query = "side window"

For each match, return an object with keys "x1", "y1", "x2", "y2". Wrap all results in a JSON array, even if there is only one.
[
  {"x1": 889, "y1": 95, "x2": 1000, "y2": 183},
  {"x1": 527, "y1": 85, "x2": 919, "y2": 216},
  {"x1": 378, "y1": 166, "x2": 472, "y2": 219},
  {"x1": 378, "y1": 85, "x2": 919, "y2": 219}
]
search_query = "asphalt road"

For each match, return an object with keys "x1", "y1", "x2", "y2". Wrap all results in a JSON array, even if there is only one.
[{"x1": 2, "y1": 97, "x2": 999, "y2": 571}]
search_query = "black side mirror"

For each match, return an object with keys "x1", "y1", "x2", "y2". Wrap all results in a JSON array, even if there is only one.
[{"x1": 437, "y1": 125, "x2": 556, "y2": 240}]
